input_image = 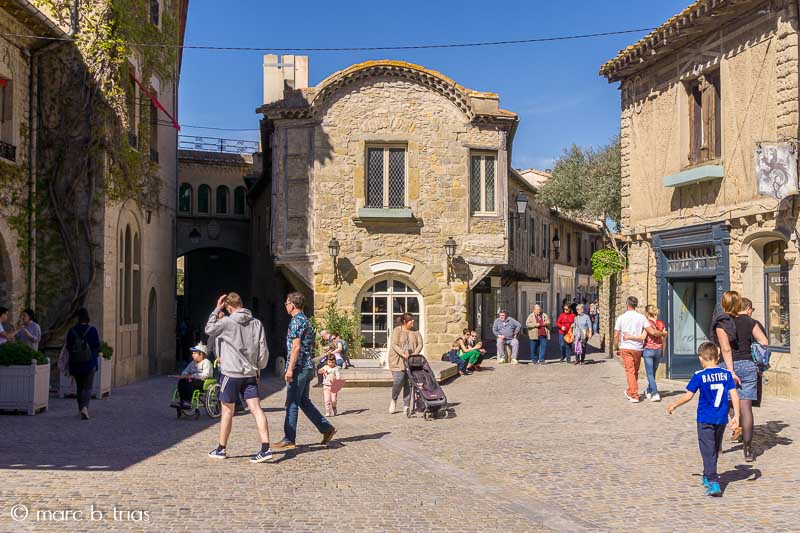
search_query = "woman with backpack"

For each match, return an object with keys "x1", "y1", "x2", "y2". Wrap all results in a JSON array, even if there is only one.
[{"x1": 66, "y1": 308, "x2": 101, "y2": 420}]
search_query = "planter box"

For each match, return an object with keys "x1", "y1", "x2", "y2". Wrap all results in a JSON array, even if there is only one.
[
  {"x1": 0, "y1": 359, "x2": 50, "y2": 415},
  {"x1": 59, "y1": 357, "x2": 112, "y2": 399}
]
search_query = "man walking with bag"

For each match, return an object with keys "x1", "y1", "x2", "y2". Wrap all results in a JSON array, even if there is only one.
[{"x1": 205, "y1": 293, "x2": 272, "y2": 463}]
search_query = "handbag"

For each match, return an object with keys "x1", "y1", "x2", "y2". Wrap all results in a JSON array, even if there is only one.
[
  {"x1": 564, "y1": 330, "x2": 574, "y2": 344},
  {"x1": 750, "y1": 342, "x2": 771, "y2": 372}
]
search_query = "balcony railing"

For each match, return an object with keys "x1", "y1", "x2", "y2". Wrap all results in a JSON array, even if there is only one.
[
  {"x1": 0, "y1": 140, "x2": 16, "y2": 161},
  {"x1": 178, "y1": 135, "x2": 258, "y2": 154}
]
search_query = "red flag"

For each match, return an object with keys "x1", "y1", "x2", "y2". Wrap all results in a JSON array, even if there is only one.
[{"x1": 130, "y1": 72, "x2": 180, "y2": 130}]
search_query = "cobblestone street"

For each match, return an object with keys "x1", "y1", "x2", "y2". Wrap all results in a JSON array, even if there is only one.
[{"x1": 2, "y1": 350, "x2": 798, "y2": 532}]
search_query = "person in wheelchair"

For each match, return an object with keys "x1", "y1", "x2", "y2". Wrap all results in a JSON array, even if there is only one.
[{"x1": 172, "y1": 342, "x2": 214, "y2": 409}]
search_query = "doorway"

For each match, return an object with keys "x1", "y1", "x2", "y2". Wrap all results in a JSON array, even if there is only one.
[
  {"x1": 148, "y1": 288, "x2": 158, "y2": 375},
  {"x1": 667, "y1": 279, "x2": 716, "y2": 378}
]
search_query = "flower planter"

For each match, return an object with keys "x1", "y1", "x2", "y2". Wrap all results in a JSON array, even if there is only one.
[
  {"x1": 58, "y1": 357, "x2": 112, "y2": 399},
  {"x1": 0, "y1": 359, "x2": 50, "y2": 415}
]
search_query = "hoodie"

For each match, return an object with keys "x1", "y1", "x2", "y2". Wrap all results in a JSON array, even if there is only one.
[{"x1": 205, "y1": 307, "x2": 268, "y2": 378}]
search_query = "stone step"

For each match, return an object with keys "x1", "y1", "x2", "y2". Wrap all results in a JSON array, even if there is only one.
[{"x1": 340, "y1": 360, "x2": 458, "y2": 387}]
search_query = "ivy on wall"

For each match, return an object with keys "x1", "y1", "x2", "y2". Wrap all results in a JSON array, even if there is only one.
[{"x1": 18, "y1": 0, "x2": 179, "y2": 338}]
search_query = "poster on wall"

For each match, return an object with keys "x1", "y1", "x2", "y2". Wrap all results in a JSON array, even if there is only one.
[{"x1": 755, "y1": 144, "x2": 798, "y2": 200}]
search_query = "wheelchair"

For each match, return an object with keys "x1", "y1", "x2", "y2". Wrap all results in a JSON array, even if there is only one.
[{"x1": 171, "y1": 376, "x2": 221, "y2": 420}]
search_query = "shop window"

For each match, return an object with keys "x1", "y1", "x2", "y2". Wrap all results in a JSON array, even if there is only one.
[{"x1": 763, "y1": 240, "x2": 790, "y2": 350}]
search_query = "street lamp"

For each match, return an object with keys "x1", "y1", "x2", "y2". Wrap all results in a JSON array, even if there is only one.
[
  {"x1": 551, "y1": 234, "x2": 561, "y2": 254},
  {"x1": 189, "y1": 228, "x2": 201, "y2": 245},
  {"x1": 328, "y1": 237, "x2": 340, "y2": 285},
  {"x1": 515, "y1": 191, "x2": 528, "y2": 217},
  {"x1": 444, "y1": 237, "x2": 457, "y2": 283}
]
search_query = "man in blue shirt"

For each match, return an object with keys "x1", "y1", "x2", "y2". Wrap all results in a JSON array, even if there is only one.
[
  {"x1": 273, "y1": 292, "x2": 337, "y2": 451},
  {"x1": 668, "y1": 342, "x2": 740, "y2": 497}
]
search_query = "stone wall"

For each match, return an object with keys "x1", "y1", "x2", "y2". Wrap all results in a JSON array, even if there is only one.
[{"x1": 268, "y1": 69, "x2": 514, "y2": 358}]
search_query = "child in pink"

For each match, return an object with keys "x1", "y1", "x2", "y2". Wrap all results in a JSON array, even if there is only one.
[{"x1": 318, "y1": 355, "x2": 344, "y2": 416}]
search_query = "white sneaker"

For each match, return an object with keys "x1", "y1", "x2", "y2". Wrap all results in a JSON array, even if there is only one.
[
  {"x1": 80, "y1": 407, "x2": 90, "y2": 420},
  {"x1": 389, "y1": 399, "x2": 397, "y2": 414},
  {"x1": 624, "y1": 391, "x2": 640, "y2": 403},
  {"x1": 650, "y1": 394, "x2": 661, "y2": 402},
  {"x1": 645, "y1": 392, "x2": 652, "y2": 400},
  {"x1": 497, "y1": 359, "x2": 506, "y2": 364},
  {"x1": 511, "y1": 359, "x2": 519, "y2": 364}
]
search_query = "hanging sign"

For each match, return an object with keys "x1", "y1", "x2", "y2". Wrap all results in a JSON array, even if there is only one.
[{"x1": 755, "y1": 144, "x2": 798, "y2": 200}]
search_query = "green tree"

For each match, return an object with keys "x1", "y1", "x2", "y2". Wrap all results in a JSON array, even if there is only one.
[
  {"x1": 537, "y1": 135, "x2": 621, "y2": 247},
  {"x1": 310, "y1": 302, "x2": 363, "y2": 358}
]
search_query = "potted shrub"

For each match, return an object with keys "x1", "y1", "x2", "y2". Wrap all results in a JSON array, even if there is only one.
[
  {"x1": 0, "y1": 342, "x2": 50, "y2": 415},
  {"x1": 58, "y1": 341, "x2": 113, "y2": 399}
]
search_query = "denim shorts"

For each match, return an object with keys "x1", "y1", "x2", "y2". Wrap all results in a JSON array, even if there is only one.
[{"x1": 721, "y1": 359, "x2": 759, "y2": 401}]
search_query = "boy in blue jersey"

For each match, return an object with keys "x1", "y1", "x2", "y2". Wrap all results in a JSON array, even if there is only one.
[{"x1": 667, "y1": 342, "x2": 740, "y2": 497}]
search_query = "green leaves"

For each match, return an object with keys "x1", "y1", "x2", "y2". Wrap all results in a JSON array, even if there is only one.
[
  {"x1": 537, "y1": 135, "x2": 621, "y2": 225},
  {"x1": 590, "y1": 248, "x2": 626, "y2": 282},
  {"x1": 0, "y1": 342, "x2": 48, "y2": 366},
  {"x1": 310, "y1": 302, "x2": 364, "y2": 358}
]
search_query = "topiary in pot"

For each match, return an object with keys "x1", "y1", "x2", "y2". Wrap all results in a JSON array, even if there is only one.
[{"x1": 0, "y1": 342, "x2": 48, "y2": 366}]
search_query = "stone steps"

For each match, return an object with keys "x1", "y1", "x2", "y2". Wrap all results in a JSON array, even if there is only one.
[{"x1": 340, "y1": 360, "x2": 458, "y2": 387}]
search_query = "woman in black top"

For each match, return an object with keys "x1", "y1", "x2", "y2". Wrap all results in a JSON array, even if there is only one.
[
  {"x1": 66, "y1": 308, "x2": 101, "y2": 420},
  {"x1": 713, "y1": 291, "x2": 769, "y2": 462}
]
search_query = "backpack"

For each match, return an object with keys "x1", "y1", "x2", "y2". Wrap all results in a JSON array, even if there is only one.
[{"x1": 70, "y1": 327, "x2": 93, "y2": 364}]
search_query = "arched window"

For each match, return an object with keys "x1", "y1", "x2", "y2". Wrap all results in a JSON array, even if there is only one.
[
  {"x1": 119, "y1": 223, "x2": 141, "y2": 325},
  {"x1": 359, "y1": 279, "x2": 422, "y2": 357},
  {"x1": 764, "y1": 240, "x2": 790, "y2": 349},
  {"x1": 216, "y1": 186, "x2": 229, "y2": 215},
  {"x1": 178, "y1": 183, "x2": 192, "y2": 213},
  {"x1": 234, "y1": 186, "x2": 246, "y2": 216},
  {"x1": 198, "y1": 184, "x2": 211, "y2": 214}
]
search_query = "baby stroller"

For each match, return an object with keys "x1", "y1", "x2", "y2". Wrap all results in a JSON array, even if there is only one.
[{"x1": 405, "y1": 355, "x2": 448, "y2": 420}]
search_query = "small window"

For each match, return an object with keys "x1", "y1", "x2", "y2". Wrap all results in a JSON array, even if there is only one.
[
  {"x1": 509, "y1": 214, "x2": 514, "y2": 251},
  {"x1": 567, "y1": 232, "x2": 572, "y2": 263},
  {"x1": 178, "y1": 183, "x2": 192, "y2": 213},
  {"x1": 366, "y1": 146, "x2": 406, "y2": 208},
  {"x1": 149, "y1": 87, "x2": 159, "y2": 162},
  {"x1": 688, "y1": 70, "x2": 721, "y2": 165},
  {"x1": 126, "y1": 66, "x2": 138, "y2": 149},
  {"x1": 529, "y1": 216, "x2": 536, "y2": 256},
  {"x1": 554, "y1": 228, "x2": 560, "y2": 260},
  {"x1": 0, "y1": 77, "x2": 14, "y2": 160},
  {"x1": 216, "y1": 186, "x2": 229, "y2": 214},
  {"x1": 234, "y1": 186, "x2": 246, "y2": 216},
  {"x1": 542, "y1": 222, "x2": 548, "y2": 258},
  {"x1": 198, "y1": 185, "x2": 211, "y2": 214},
  {"x1": 470, "y1": 153, "x2": 496, "y2": 215},
  {"x1": 150, "y1": 0, "x2": 160, "y2": 25}
]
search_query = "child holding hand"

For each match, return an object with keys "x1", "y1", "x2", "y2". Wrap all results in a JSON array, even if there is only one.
[{"x1": 668, "y1": 342, "x2": 740, "y2": 497}]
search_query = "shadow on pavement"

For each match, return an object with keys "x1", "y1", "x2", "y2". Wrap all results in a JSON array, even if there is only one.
[
  {"x1": 720, "y1": 464, "x2": 762, "y2": 492},
  {"x1": 271, "y1": 431, "x2": 391, "y2": 463},
  {"x1": 0, "y1": 375, "x2": 287, "y2": 472}
]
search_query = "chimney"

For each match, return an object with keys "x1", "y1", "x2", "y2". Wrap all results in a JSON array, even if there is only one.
[{"x1": 263, "y1": 54, "x2": 309, "y2": 105}]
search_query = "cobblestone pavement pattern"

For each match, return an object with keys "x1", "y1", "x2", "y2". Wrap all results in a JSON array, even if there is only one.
[{"x1": 2, "y1": 345, "x2": 798, "y2": 532}]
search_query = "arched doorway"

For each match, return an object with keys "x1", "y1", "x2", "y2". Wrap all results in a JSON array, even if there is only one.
[
  {"x1": 148, "y1": 288, "x2": 158, "y2": 374},
  {"x1": 358, "y1": 278, "x2": 423, "y2": 361}
]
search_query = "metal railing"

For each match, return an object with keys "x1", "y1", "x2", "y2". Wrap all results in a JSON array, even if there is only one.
[{"x1": 178, "y1": 135, "x2": 258, "y2": 154}]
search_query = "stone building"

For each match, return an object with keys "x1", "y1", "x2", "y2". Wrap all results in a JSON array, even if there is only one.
[
  {"x1": 176, "y1": 149, "x2": 253, "y2": 332},
  {"x1": 255, "y1": 60, "x2": 518, "y2": 360},
  {"x1": 0, "y1": 0, "x2": 188, "y2": 387},
  {"x1": 600, "y1": 0, "x2": 799, "y2": 397},
  {"x1": 0, "y1": 0, "x2": 64, "y2": 319}
]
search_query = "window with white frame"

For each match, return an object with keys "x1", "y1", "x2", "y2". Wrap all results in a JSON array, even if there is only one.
[
  {"x1": 366, "y1": 145, "x2": 406, "y2": 208},
  {"x1": 469, "y1": 153, "x2": 496, "y2": 215},
  {"x1": 535, "y1": 292, "x2": 548, "y2": 315}
]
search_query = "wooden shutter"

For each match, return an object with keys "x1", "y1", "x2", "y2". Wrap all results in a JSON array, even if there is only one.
[{"x1": 689, "y1": 82, "x2": 702, "y2": 165}]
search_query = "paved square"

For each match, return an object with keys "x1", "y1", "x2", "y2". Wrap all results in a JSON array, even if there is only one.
[{"x1": 2, "y1": 353, "x2": 798, "y2": 532}]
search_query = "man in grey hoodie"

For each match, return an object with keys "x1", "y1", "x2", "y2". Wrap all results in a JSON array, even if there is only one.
[{"x1": 205, "y1": 292, "x2": 273, "y2": 463}]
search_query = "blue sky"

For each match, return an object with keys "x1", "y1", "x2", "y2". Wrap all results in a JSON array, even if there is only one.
[{"x1": 179, "y1": 0, "x2": 691, "y2": 169}]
